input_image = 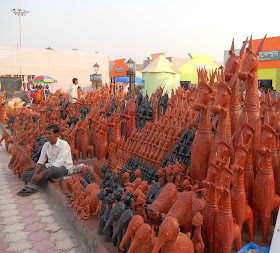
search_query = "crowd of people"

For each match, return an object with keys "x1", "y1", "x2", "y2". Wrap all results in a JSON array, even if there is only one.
[
  {"x1": 26, "y1": 84, "x2": 50, "y2": 105},
  {"x1": 25, "y1": 80, "x2": 84, "y2": 105}
]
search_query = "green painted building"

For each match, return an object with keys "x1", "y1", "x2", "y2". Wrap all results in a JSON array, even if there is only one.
[{"x1": 142, "y1": 55, "x2": 180, "y2": 96}]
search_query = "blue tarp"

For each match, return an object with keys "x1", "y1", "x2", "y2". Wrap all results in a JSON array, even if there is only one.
[
  {"x1": 115, "y1": 77, "x2": 142, "y2": 84},
  {"x1": 237, "y1": 242, "x2": 270, "y2": 253}
]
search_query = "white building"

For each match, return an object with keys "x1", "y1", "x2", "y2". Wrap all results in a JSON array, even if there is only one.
[{"x1": 0, "y1": 47, "x2": 109, "y2": 92}]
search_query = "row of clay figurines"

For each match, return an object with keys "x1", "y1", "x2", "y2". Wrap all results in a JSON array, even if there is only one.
[
  {"x1": 64, "y1": 115, "x2": 277, "y2": 253},
  {"x1": 61, "y1": 164, "x2": 205, "y2": 253}
]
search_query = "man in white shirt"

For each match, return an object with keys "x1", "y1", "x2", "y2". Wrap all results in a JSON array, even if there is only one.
[
  {"x1": 69, "y1": 78, "x2": 78, "y2": 103},
  {"x1": 22, "y1": 125, "x2": 73, "y2": 189}
]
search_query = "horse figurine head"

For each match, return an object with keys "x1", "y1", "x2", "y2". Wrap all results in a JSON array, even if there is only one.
[
  {"x1": 239, "y1": 35, "x2": 266, "y2": 81},
  {"x1": 193, "y1": 69, "x2": 212, "y2": 111},
  {"x1": 211, "y1": 69, "x2": 233, "y2": 115},
  {"x1": 225, "y1": 38, "x2": 248, "y2": 81}
]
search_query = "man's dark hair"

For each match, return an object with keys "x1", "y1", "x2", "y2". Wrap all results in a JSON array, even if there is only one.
[
  {"x1": 72, "y1": 78, "x2": 78, "y2": 84},
  {"x1": 46, "y1": 125, "x2": 60, "y2": 134}
]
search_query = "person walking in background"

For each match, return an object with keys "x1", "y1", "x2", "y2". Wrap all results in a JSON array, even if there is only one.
[
  {"x1": 27, "y1": 88, "x2": 31, "y2": 101},
  {"x1": 69, "y1": 78, "x2": 78, "y2": 103},
  {"x1": 30, "y1": 88, "x2": 35, "y2": 104},
  {"x1": 36, "y1": 85, "x2": 43, "y2": 105}
]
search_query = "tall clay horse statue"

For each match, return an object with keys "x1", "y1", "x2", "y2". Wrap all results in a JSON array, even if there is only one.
[
  {"x1": 214, "y1": 158, "x2": 241, "y2": 253},
  {"x1": 231, "y1": 134, "x2": 254, "y2": 242},
  {"x1": 237, "y1": 35, "x2": 267, "y2": 167},
  {"x1": 225, "y1": 38, "x2": 248, "y2": 135},
  {"x1": 201, "y1": 155, "x2": 220, "y2": 253},
  {"x1": 210, "y1": 69, "x2": 238, "y2": 162},
  {"x1": 190, "y1": 69, "x2": 213, "y2": 182},
  {"x1": 239, "y1": 112, "x2": 255, "y2": 206},
  {"x1": 253, "y1": 116, "x2": 280, "y2": 243}
]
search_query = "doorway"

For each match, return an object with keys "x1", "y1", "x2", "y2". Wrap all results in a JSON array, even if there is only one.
[{"x1": 258, "y1": 79, "x2": 273, "y2": 92}]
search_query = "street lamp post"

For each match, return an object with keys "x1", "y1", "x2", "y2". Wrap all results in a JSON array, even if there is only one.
[
  {"x1": 93, "y1": 63, "x2": 100, "y2": 89},
  {"x1": 126, "y1": 58, "x2": 135, "y2": 94},
  {"x1": 11, "y1": 8, "x2": 29, "y2": 48},
  {"x1": 93, "y1": 62, "x2": 99, "y2": 74}
]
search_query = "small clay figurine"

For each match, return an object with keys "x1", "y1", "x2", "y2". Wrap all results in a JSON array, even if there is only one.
[
  {"x1": 151, "y1": 216, "x2": 194, "y2": 253},
  {"x1": 192, "y1": 212, "x2": 205, "y2": 253}
]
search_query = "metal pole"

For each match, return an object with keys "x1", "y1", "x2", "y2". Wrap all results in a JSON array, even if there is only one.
[
  {"x1": 129, "y1": 71, "x2": 131, "y2": 95},
  {"x1": 11, "y1": 8, "x2": 29, "y2": 48}
]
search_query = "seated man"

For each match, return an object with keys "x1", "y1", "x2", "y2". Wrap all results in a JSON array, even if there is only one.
[{"x1": 21, "y1": 125, "x2": 73, "y2": 194}]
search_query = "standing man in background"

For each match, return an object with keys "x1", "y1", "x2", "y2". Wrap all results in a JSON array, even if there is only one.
[{"x1": 69, "y1": 78, "x2": 78, "y2": 103}]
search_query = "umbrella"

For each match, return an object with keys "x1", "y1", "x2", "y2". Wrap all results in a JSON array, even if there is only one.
[{"x1": 29, "y1": 75, "x2": 57, "y2": 85}]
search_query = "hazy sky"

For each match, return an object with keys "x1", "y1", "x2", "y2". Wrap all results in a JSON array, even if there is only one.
[{"x1": 0, "y1": 0, "x2": 279, "y2": 63}]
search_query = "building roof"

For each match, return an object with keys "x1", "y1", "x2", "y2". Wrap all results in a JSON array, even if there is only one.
[
  {"x1": 136, "y1": 64, "x2": 144, "y2": 71},
  {"x1": 109, "y1": 58, "x2": 130, "y2": 77},
  {"x1": 142, "y1": 55, "x2": 180, "y2": 74},
  {"x1": 179, "y1": 53, "x2": 218, "y2": 74},
  {"x1": 166, "y1": 57, "x2": 189, "y2": 68},
  {"x1": 252, "y1": 36, "x2": 280, "y2": 69}
]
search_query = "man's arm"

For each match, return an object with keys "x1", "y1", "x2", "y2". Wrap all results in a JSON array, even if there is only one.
[
  {"x1": 31, "y1": 165, "x2": 50, "y2": 184},
  {"x1": 33, "y1": 144, "x2": 48, "y2": 179},
  {"x1": 37, "y1": 143, "x2": 47, "y2": 165},
  {"x1": 30, "y1": 163, "x2": 45, "y2": 184}
]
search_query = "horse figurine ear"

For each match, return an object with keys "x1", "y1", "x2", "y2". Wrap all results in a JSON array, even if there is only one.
[
  {"x1": 272, "y1": 91, "x2": 277, "y2": 106},
  {"x1": 266, "y1": 90, "x2": 272, "y2": 109},
  {"x1": 256, "y1": 34, "x2": 267, "y2": 55},
  {"x1": 246, "y1": 35, "x2": 253, "y2": 54},
  {"x1": 229, "y1": 38, "x2": 235, "y2": 56},
  {"x1": 239, "y1": 37, "x2": 248, "y2": 58},
  {"x1": 209, "y1": 69, "x2": 216, "y2": 87}
]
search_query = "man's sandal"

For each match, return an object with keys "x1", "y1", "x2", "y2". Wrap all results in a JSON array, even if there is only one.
[{"x1": 16, "y1": 186, "x2": 37, "y2": 196}]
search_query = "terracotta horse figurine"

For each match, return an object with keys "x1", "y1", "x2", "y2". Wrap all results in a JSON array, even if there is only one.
[
  {"x1": 225, "y1": 38, "x2": 248, "y2": 135},
  {"x1": 190, "y1": 69, "x2": 213, "y2": 182},
  {"x1": 0, "y1": 130, "x2": 14, "y2": 152},
  {"x1": 259, "y1": 93, "x2": 280, "y2": 195},
  {"x1": 237, "y1": 35, "x2": 266, "y2": 167},
  {"x1": 108, "y1": 111, "x2": 121, "y2": 146},
  {"x1": 240, "y1": 112, "x2": 255, "y2": 206},
  {"x1": 210, "y1": 69, "x2": 238, "y2": 162},
  {"x1": 274, "y1": 97, "x2": 280, "y2": 196},
  {"x1": 214, "y1": 158, "x2": 241, "y2": 253},
  {"x1": 200, "y1": 154, "x2": 220, "y2": 253},
  {"x1": 231, "y1": 134, "x2": 254, "y2": 242},
  {"x1": 252, "y1": 116, "x2": 280, "y2": 243}
]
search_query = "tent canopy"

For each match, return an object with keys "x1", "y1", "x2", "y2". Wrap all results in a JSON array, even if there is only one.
[{"x1": 142, "y1": 55, "x2": 180, "y2": 74}]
